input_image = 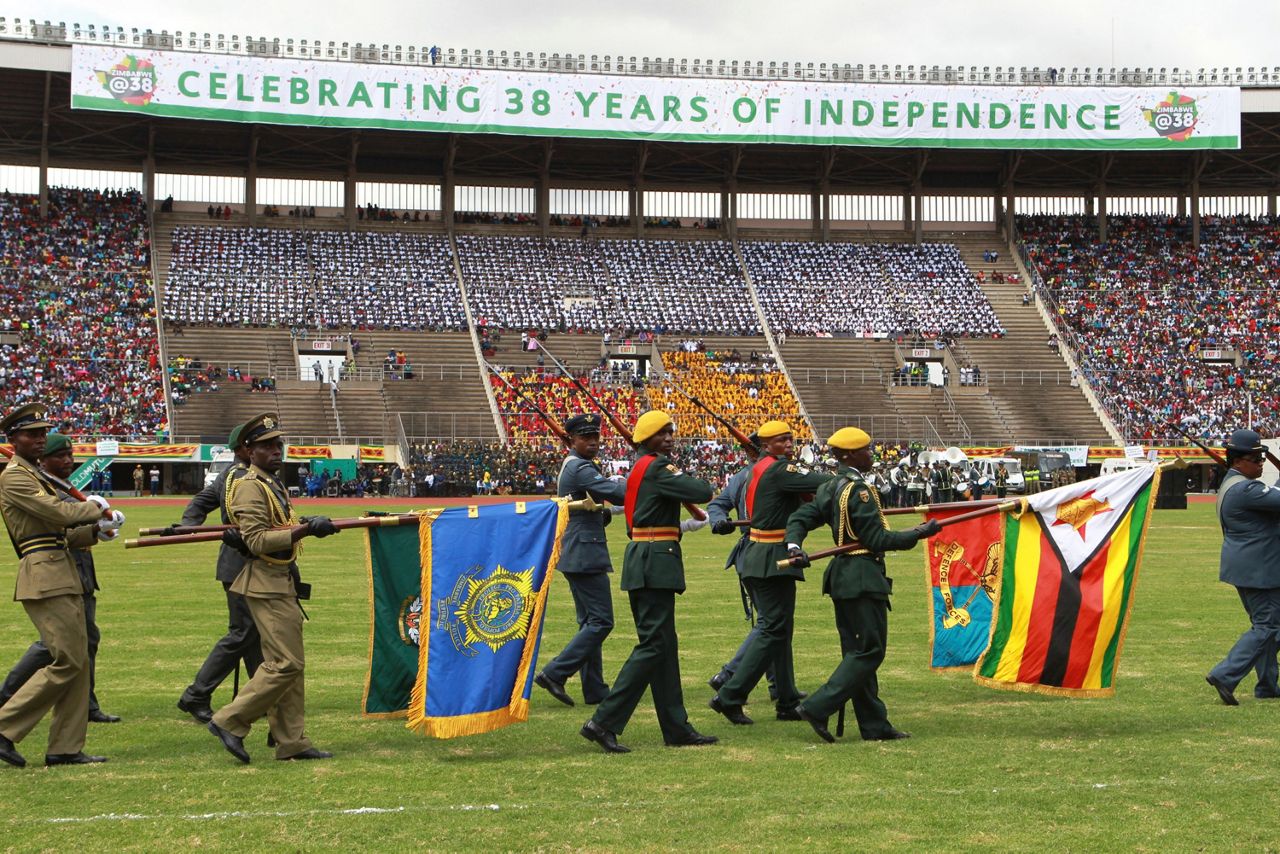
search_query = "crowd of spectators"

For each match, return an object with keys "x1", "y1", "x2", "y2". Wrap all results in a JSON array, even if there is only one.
[
  {"x1": 648, "y1": 346, "x2": 813, "y2": 441},
  {"x1": 741, "y1": 240, "x2": 1005, "y2": 339},
  {"x1": 0, "y1": 187, "x2": 166, "y2": 438},
  {"x1": 359, "y1": 204, "x2": 428, "y2": 223},
  {"x1": 169, "y1": 354, "x2": 277, "y2": 405},
  {"x1": 459, "y1": 236, "x2": 759, "y2": 334},
  {"x1": 489, "y1": 366, "x2": 644, "y2": 443},
  {"x1": 1019, "y1": 213, "x2": 1280, "y2": 442},
  {"x1": 164, "y1": 227, "x2": 467, "y2": 330}
]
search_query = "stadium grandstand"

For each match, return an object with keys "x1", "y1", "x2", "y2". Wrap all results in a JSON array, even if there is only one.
[{"x1": 3, "y1": 18, "x2": 1280, "y2": 490}]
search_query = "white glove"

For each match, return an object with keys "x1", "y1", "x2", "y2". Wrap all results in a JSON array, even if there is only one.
[
  {"x1": 86, "y1": 495, "x2": 110, "y2": 513},
  {"x1": 680, "y1": 518, "x2": 709, "y2": 534},
  {"x1": 96, "y1": 528, "x2": 119, "y2": 543},
  {"x1": 97, "y1": 510, "x2": 125, "y2": 532}
]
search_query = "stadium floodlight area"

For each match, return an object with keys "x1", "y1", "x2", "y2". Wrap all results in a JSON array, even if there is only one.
[{"x1": 1, "y1": 16, "x2": 1277, "y2": 88}]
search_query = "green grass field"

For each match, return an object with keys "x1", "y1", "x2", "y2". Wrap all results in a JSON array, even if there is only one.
[{"x1": 0, "y1": 497, "x2": 1276, "y2": 851}]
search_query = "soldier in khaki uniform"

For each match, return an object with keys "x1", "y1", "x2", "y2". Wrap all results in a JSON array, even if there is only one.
[
  {"x1": 207, "y1": 413, "x2": 337, "y2": 763},
  {"x1": 0, "y1": 403, "x2": 124, "y2": 768}
]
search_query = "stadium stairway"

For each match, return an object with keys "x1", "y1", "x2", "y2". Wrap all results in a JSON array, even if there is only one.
[
  {"x1": 776, "y1": 338, "x2": 908, "y2": 440},
  {"x1": 950, "y1": 234, "x2": 1112, "y2": 445}
]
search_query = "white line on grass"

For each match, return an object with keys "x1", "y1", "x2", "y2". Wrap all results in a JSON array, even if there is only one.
[{"x1": 34, "y1": 804, "x2": 521, "y2": 825}]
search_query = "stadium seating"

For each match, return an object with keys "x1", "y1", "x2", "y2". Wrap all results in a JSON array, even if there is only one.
[
  {"x1": 164, "y1": 226, "x2": 465, "y2": 330},
  {"x1": 0, "y1": 188, "x2": 165, "y2": 438},
  {"x1": 741, "y1": 240, "x2": 1005, "y2": 338},
  {"x1": 1019, "y1": 214, "x2": 1280, "y2": 443}
]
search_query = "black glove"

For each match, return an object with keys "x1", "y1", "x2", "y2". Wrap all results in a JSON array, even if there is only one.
[
  {"x1": 912, "y1": 519, "x2": 943, "y2": 539},
  {"x1": 221, "y1": 529, "x2": 252, "y2": 557},
  {"x1": 787, "y1": 545, "x2": 811, "y2": 569},
  {"x1": 711, "y1": 519, "x2": 736, "y2": 536},
  {"x1": 160, "y1": 524, "x2": 182, "y2": 537},
  {"x1": 308, "y1": 516, "x2": 339, "y2": 538}
]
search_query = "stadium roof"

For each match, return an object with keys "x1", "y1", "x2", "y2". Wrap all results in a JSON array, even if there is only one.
[{"x1": 4, "y1": 40, "x2": 1280, "y2": 194}]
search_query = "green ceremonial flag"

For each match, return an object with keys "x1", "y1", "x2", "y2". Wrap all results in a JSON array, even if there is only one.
[{"x1": 363, "y1": 524, "x2": 423, "y2": 717}]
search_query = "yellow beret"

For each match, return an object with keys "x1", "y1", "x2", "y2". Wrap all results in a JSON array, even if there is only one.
[
  {"x1": 756, "y1": 420, "x2": 792, "y2": 439},
  {"x1": 632, "y1": 410, "x2": 674, "y2": 444},
  {"x1": 827, "y1": 427, "x2": 871, "y2": 451}
]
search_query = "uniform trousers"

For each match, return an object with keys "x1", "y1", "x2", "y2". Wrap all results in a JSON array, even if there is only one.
[
  {"x1": 592, "y1": 588, "x2": 694, "y2": 742},
  {"x1": 0, "y1": 594, "x2": 89, "y2": 755},
  {"x1": 802, "y1": 595, "x2": 894, "y2": 738},
  {"x1": 717, "y1": 576, "x2": 801, "y2": 708},
  {"x1": 1209, "y1": 586, "x2": 1280, "y2": 696},
  {"x1": 181, "y1": 583, "x2": 263, "y2": 706},
  {"x1": 0, "y1": 590, "x2": 102, "y2": 713},
  {"x1": 211, "y1": 596, "x2": 312, "y2": 759},
  {"x1": 542, "y1": 572, "x2": 613, "y2": 704},
  {"x1": 717, "y1": 582, "x2": 778, "y2": 698}
]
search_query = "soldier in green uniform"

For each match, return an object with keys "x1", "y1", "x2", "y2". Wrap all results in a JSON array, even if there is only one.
[
  {"x1": 581, "y1": 411, "x2": 717, "y2": 753},
  {"x1": 0, "y1": 403, "x2": 124, "y2": 768},
  {"x1": 206, "y1": 413, "x2": 337, "y2": 764},
  {"x1": 783, "y1": 427, "x2": 939, "y2": 743},
  {"x1": 710, "y1": 420, "x2": 831, "y2": 726}
]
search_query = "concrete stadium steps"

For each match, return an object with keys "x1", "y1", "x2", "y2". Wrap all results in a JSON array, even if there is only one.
[
  {"x1": 332, "y1": 383, "x2": 390, "y2": 444},
  {"x1": 163, "y1": 325, "x2": 293, "y2": 378},
  {"x1": 955, "y1": 237, "x2": 1112, "y2": 445},
  {"x1": 484, "y1": 332, "x2": 603, "y2": 375},
  {"x1": 169, "y1": 387, "x2": 288, "y2": 443},
  {"x1": 273, "y1": 381, "x2": 340, "y2": 441},
  {"x1": 345, "y1": 330, "x2": 497, "y2": 440},
  {"x1": 777, "y1": 338, "x2": 904, "y2": 437}
]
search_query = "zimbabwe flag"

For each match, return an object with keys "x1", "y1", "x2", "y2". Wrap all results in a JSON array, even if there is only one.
[{"x1": 975, "y1": 465, "x2": 1160, "y2": 697}]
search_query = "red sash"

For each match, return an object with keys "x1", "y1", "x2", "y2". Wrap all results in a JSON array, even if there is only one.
[
  {"x1": 743, "y1": 455, "x2": 779, "y2": 519},
  {"x1": 624, "y1": 453, "x2": 661, "y2": 531}
]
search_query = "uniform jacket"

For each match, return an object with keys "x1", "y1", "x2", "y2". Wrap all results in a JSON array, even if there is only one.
[
  {"x1": 182, "y1": 461, "x2": 250, "y2": 583},
  {"x1": 706, "y1": 465, "x2": 751, "y2": 570},
  {"x1": 227, "y1": 465, "x2": 301, "y2": 599},
  {"x1": 620, "y1": 453, "x2": 713, "y2": 593},
  {"x1": 785, "y1": 464, "x2": 921, "y2": 601},
  {"x1": 53, "y1": 487, "x2": 99, "y2": 593},
  {"x1": 0, "y1": 455, "x2": 101, "y2": 601},
  {"x1": 1217, "y1": 469, "x2": 1280, "y2": 589},
  {"x1": 557, "y1": 451, "x2": 627, "y2": 574},
  {"x1": 739, "y1": 455, "x2": 831, "y2": 581}
]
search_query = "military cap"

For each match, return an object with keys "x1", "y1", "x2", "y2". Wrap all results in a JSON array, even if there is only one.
[
  {"x1": 565, "y1": 413, "x2": 603, "y2": 436},
  {"x1": 756, "y1": 420, "x2": 792, "y2": 439},
  {"x1": 632, "y1": 410, "x2": 674, "y2": 444},
  {"x1": 827, "y1": 427, "x2": 871, "y2": 451},
  {"x1": 41, "y1": 433, "x2": 73, "y2": 457},
  {"x1": 241, "y1": 412, "x2": 284, "y2": 445},
  {"x1": 228, "y1": 422, "x2": 246, "y2": 448},
  {"x1": 0, "y1": 402, "x2": 53, "y2": 434},
  {"x1": 1225, "y1": 428, "x2": 1265, "y2": 455}
]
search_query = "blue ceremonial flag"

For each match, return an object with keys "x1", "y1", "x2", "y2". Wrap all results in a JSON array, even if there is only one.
[{"x1": 406, "y1": 499, "x2": 568, "y2": 738}]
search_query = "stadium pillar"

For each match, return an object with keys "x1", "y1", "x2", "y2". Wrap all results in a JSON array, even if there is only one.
[
  {"x1": 442, "y1": 135, "x2": 456, "y2": 226},
  {"x1": 38, "y1": 72, "x2": 50, "y2": 218},
  {"x1": 1096, "y1": 191, "x2": 1108, "y2": 242},
  {"x1": 1004, "y1": 187, "x2": 1017, "y2": 242},
  {"x1": 344, "y1": 134, "x2": 359, "y2": 227},
  {"x1": 632, "y1": 142, "x2": 648, "y2": 238},
  {"x1": 1190, "y1": 151, "x2": 1207, "y2": 250},
  {"x1": 143, "y1": 155, "x2": 155, "y2": 214},
  {"x1": 537, "y1": 140, "x2": 552, "y2": 238},
  {"x1": 819, "y1": 181, "x2": 831, "y2": 242},
  {"x1": 246, "y1": 127, "x2": 259, "y2": 227},
  {"x1": 1270, "y1": 194, "x2": 1278, "y2": 217},
  {"x1": 902, "y1": 189, "x2": 911, "y2": 233},
  {"x1": 913, "y1": 183, "x2": 923, "y2": 244},
  {"x1": 811, "y1": 186, "x2": 821, "y2": 238}
]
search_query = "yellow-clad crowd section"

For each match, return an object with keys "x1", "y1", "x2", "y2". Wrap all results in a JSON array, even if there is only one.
[{"x1": 648, "y1": 350, "x2": 812, "y2": 442}]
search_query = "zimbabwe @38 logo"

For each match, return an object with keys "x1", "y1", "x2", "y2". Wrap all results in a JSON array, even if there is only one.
[
  {"x1": 1141, "y1": 91, "x2": 1199, "y2": 142},
  {"x1": 94, "y1": 55, "x2": 157, "y2": 106},
  {"x1": 435, "y1": 564, "x2": 536, "y2": 656}
]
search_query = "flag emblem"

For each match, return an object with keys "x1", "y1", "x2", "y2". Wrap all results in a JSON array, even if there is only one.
[
  {"x1": 440, "y1": 565, "x2": 536, "y2": 654},
  {"x1": 398, "y1": 595, "x2": 423, "y2": 647}
]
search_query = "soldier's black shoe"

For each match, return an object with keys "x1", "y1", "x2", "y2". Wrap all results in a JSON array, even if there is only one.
[
  {"x1": 665, "y1": 730, "x2": 719, "y2": 747},
  {"x1": 865, "y1": 728, "x2": 911, "y2": 741},
  {"x1": 278, "y1": 748, "x2": 333, "y2": 760},
  {"x1": 580, "y1": 720, "x2": 630, "y2": 754},
  {"x1": 1207, "y1": 674, "x2": 1239, "y2": 706},
  {"x1": 709, "y1": 695, "x2": 753, "y2": 726},
  {"x1": 207, "y1": 720, "x2": 250, "y2": 764},
  {"x1": 795, "y1": 705, "x2": 835, "y2": 743},
  {"x1": 267, "y1": 731, "x2": 277, "y2": 748},
  {"x1": 707, "y1": 672, "x2": 728, "y2": 691},
  {"x1": 0, "y1": 733, "x2": 25, "y2": 768},
  {"x1": 88, "y1": 709, "x2": 121, "y2": 723},
  {"x1": 177, "y1": 698, "x2": 213, "y2": 723},
  {"x1": 775, "y1": 705, "x2": 803, "y2": 721},
  {"x1": 535, "y1": 672, "x2": 575, "y2": 707},
  {"x1": 45, "y1": 753, "x2": 108, "y2": 766}
]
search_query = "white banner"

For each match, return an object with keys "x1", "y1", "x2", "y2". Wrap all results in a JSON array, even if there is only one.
[{"x1": 70, "y1": 46, "x2": 1241, "y2": 150}]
